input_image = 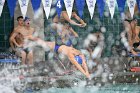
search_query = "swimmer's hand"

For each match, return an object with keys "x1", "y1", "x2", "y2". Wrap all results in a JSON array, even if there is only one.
[{"x1": 17, "y1": 44, "x2": 23, "y2": 48}]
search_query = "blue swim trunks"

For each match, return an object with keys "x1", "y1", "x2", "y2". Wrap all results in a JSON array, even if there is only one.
[
  {"x1": 54, "y1": 44, "x2": 60, "y2": 52},
  {"x1": 75, "y1": 55, "x2": 83, "y2": 65}
]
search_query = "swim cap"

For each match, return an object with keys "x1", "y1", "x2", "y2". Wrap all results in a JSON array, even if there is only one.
[
  {"x1": 75, "y1": 55, "x2": 82, "y2": 64},
  {"x1": 24, "y1": 17, "x2": 30, "y2": 22}
]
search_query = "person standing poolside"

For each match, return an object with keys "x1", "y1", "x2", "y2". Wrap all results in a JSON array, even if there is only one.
[
  {"x1": 10, "y1": 16, "x2": 34, "y2": 65},
  {"x1": 10, "y1": 16, "x2": 27, "y2": 65},
  {"x1": 123, "y1": 5, "x2": 139, "y2": 55}
]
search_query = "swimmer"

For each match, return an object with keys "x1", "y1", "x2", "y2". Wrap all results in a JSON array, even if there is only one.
[{"x1": 26, "y1": 35, "x2": 90, "y2": 78}]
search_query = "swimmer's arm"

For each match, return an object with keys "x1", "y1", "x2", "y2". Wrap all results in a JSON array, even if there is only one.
[
  {"x1": 9, "y1": 40, "x2": 16, "y2": 51},
  {"x1": 10, "y1": 31, "x2": 21, "y2": 47},
  {"x1": 69, "y1": 28, "x2": 79, "y2": 37},
  {"x1": 9, "y1": 37, "x2": 16, "y2": 51},
  {"x1": 9, "y1": 30, "x2": 16, "y2": 51},
  {"x1": 131, "y1": 49, "x2": 138, "y2": 55},
  {"x1": 25, "y1": 35, "x2": 38, "y2": 41},
  {"x1": 68, "y1": 53, "x2": 88, "y2": 77}
]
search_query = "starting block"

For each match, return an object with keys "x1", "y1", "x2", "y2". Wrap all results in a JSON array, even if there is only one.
[
  {"x1": 127, "y1": 53, "x2": 140, "y2": 72},
  {"x1": 0, "y1": 52, "x2": 20, "y2": 63},
  {"x1": 128, "y1": 53, "x2": 140, "y2": 57},
  {"x1": 0, "y1": 59, "x2": 20, "y2": 63},
  {"x1": 130, "y1": 67, "x2": 140, "y2": 72}
]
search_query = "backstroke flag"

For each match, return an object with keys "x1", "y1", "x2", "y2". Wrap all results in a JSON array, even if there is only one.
[
  {"x1": 64, "y1": 0, "x2": 74, "y2": 19},
  {"x1": 0, "y1": 0, "x2": 5, "y2": 17},
  {"x1": 42, "y1": 0, "x2": 52, "y2": 19},
  {"x1": 106, "y1": 0, "x2": 116, "y2": 19},
  {"x1": 97, "y1": 0, "x2": 105, "y2": 18},
  {"x1": 137, "y1": 0, "x2": 140, "y2": 12},
  {"x1": 86, "y1": 0, "x2": 96, "y2": 19},
  {"x1": 7, "y1": 0, "x2": 17, "y2": 18},
  {"x1": 117, "y1": 0, "x2": 126, "y2": 15},
  {"x1": 18, "y1": 0, "x2": 29, "y2": 18},
  {"x1": 31, "y1": 0, "x2": 41, "y2": 14},
  {"x1": 76, "y1": 0, "x2": 86, "y2": 18},
  {"x1": 56, "y1": 0, "x2": 63, "y2": 18},
  {"x1": 127, "y1": 0, "x2": 136, "y2": 18}
]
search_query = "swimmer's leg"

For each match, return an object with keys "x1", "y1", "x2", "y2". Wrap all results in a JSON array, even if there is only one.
[
  {"x1": 27, "y1": 50, "x2": 33, "y2": 65},
  {"x1": 21, "y1": 50, "x2": 27, "y2": 65},
  {"x1": 72, "y1": 12, "x2": 85, "y2": 25}
]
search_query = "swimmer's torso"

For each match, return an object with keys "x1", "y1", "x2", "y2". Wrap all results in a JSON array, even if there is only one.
[
  {"x1": 16, "y1": 27, "x2": 34, "y2": 48},
  {"x1": 53, "y1": 11, "x2": 68, "y2": 24},
  {"x1": 13, "y1": 26, "x2": 24, "y2": 45},
  {"x1": 58, "y1": 45, "x2": 81, "y2": 55},
  {"x1": 51, "y1": 23, "x2": 72, "y2": 46}
]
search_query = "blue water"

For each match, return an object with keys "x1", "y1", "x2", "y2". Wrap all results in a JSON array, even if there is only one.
[{"x1": 24, "y1": 84, "x2": 140, "y2": 93}]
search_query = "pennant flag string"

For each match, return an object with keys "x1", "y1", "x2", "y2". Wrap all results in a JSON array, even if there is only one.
[
  {"x1": 127, "y1": 0, "x2": 136, "y2": 18},
  {"x1": 64, "y1": 0, "x2": 74, "y2": 19},
  {"x1": 56, "y1": 0, "x2": 64, "y2": 18},
  {"x1": 18, "y1": 0, "x2": 29, "y2": 18},
  {"x1": 117, "y1": 0, "x2": 126, "y2": 15},
  {"x1": 76, "y1": 0, "x2": 86, "y2": 18},
  {"x1": 42, "y1": 0, "x2": 52, "y2": 19},
  {"x1": 86, "y1": 0, "x2": 96, "y2": 19},
  {"x1": 0, "y1": 0, "x2": 139, "y2": 20},
  {"x1": 97, "y1": 0, "x2": 105, "y2": 18},
  {"x1": 0, "y1": 0, "x2": 5, "y2": 17},
  {"x1": 31, "y1": 0, "x2": 41, "y2": 14},
  {"x1": 137, "y1": 0, "x2": 140, "y2": 12},
  {"x1": 106, "y1": 0, "x2": 116, "y2": 19},
  {"x1": 7, "y1": 0, "x2": 17, "y2": 18}
]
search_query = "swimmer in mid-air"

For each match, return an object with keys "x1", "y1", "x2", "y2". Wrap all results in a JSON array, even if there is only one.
[
  {"x1": 123, "y1": 5, "x2": 140, "y2": 55},
  {"x1": 26, "y1": 35, "x2": 90, "y2": 78},
  {"x1": 50, "y1": 10, "x2": 87, "y2": 47}
]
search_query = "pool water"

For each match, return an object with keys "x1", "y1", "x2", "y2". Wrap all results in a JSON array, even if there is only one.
[{"x1": 24, "y1": 84, "x2": 140, "y2": 93}]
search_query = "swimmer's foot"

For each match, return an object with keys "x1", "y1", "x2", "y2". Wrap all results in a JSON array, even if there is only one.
[{"x1": 81, "y1": 23, "x2": 87, "y2": 27}]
